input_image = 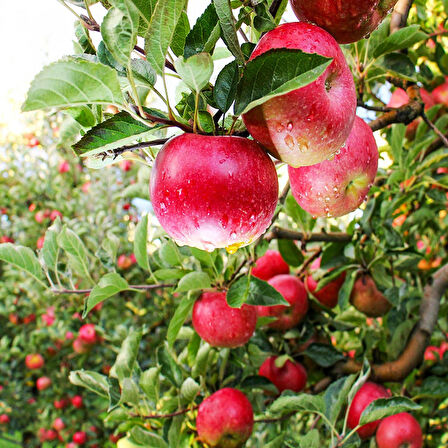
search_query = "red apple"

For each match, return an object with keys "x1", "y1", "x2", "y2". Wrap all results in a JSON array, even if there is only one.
[
  {"x1": 192, "y1": 292, "x2": 257, "y2": 348},
  {"x1": 197, "y1": 388, "x2": 253, "y2": 448},
  {"x1": 150, "y1": 134, "x2": 278, "y2": 252},
  {"x1": 257, "y1": 274, "x2": 308, "y2": 330},
  {"x1": 123, "y1": 203, "x2": 131, "y2": 211},
  {"x1": 259, "y1": 356, "x2": 307, "y2": 393},
  {"x1": 0, "y1": 414, "x2": 10, "y2": 424},
  {"x1": 73, "y1": 337, "x2": 90, "y2": 354},
  {"x1": 376, "y1": 413, "x2": 423, "y2": 448},
  {"x1": 71, "y1": 395, "x2": 83, "y2": 408},
  {"x1": 350, "y1": 274, "x2": 391, "y2": 317},
  {"x1": 54, "y1": 398, "x2": 69, "y2": 409},
  {"x1": 306, "y1": 257, "x2": 346, "y2": 308},
  {"x1": 73, "y1": 431, "x2": 87, "y2": 444},
  {"x1": 432, "y1": 78, "x2": 448, "y2": 106},
  {"x1": 289, "y1": 116, "x2": 378, "y2": 218},
  {"x1": 79, "y1": 324, "x2": 97, "y2": 345},
  {"x1": 242, "y1": 22, "x2": 356, "y2": 167},
  {"x1": 252, "y1": 250, "x2": 289, "y2": 281},
  {"x1": 23, "y1": 313, "x2": 36, "y2": 324},
  {"x1": 424, "y1": 345, "x2": 440, "y2": 362},
  {"x1": 36, "y1": 376, "x2": 52, "y2": 391},
  {"x1": 53, "y1": 418, "x2": 65, "y2": 431},
  {"x1": 347, "y1": 381, "x2": 391, "y2": 439},
  {"x1": 50, "y1": 210, "x2": 62, "y2": 221},
  {"x1": 46, "y1": 429, "x2": 58, "y2": 441},
  {"x1": 0, "y1": 236, "x2": 14, "y2": 244},
  {"x1": 290, "y1": 0, "x2": 398, "y2": 44},
  {"x1": 35, "y1": 211, "x2": 46, "y2": 223},
  {"x1": 8, "y1": 313, "x2": 19, "y2": 325},
  {"x1": 37, "y1": 236, "x2": 45, "y2": 249},
  {"x1": 120, "y1": 160, "x2": 133, "y2": 171},
  {"x1": 58, "y1": 160, "x2": 70, "y2": 173},
  {"x1": 117, "y1": 254, "x2": 132, "y2": 270},
  {"x1": 25, "y1": 353, "x2": 44, "y2": 369},
  {"x1": 66, "y1": 331, "x2": 74, "y2": 340}
]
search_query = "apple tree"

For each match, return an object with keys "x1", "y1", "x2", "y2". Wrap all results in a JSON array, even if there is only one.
[{"x1": 1, "y1": 0, "x2": 448, "y2": 446}]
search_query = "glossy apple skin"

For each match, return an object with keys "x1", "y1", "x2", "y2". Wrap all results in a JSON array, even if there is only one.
[
  {"x1": 252, "y1": 250, "x2": 289, "y2": 281},
  {"x1": 79, "y1": 324, "x2": 97, "y2": 345},
  {"x1": 347, "y1": 382, "x2": 391, "y2": 439},
  {"x1": 306, "y1": 257, "x2": 346, "y2": 308},
  {"x1": 290, "y1": 0, "x2": 398, "y2": 44},
  {"x1": 192, "y1": 292, "x2": 257, "y2": 348},
  {"x1": 150, "y1": 134, "x2": 278, "y2": 252},
  {"x1": 289, "y1": 116, "x2": 378, "y2": 217},
  {"x1": 259, "y1": 356, "x2": 307, "y2": 393},
  {"x1": 350, "y1": 275, "x2": 391, "y2": 317},
  {"x1": 257, "y1": 275, "x2": 308, "y2": 330},
  {"x1": 242, "y1": 22, "x2": 356, "y2": 167},
  {"x1": 376, "y1": 413, "x2": 423, "y2": 448},
  {"x1": 197, "y1": 388, "x2": 254, "y2": 448}
]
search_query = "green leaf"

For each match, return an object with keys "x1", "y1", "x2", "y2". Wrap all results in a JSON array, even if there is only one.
[
  {"x1": 277, "y1": 239, "x2": 303, "y2": 267},
  {"x1": 175, "y1": 272, "x2": 211, "y2": 293},
  {"x1": 198, "y1": 111, "x2": 215, "y2": 133},
  {"x1": 22, "y1": 57, "x2": 124, "y2": 112},
  {"x1": 130, "y1": 426, "x2": 168, "y2": 448},
  {"x1": 418, "y1": 376, "x2": 448, "y2": 399},
  {"x1": 111, "y1": 328, "x2": 142, "y2": 382},
  {"x1": 373, "y1": 25, "x2": 428, "y2": 58},
  {"x1": 226, "y1": 275, "x2": 288, "y2": 308},
  {"x1": 180, "y1": 377, "x2": 200, "y2": 404},
  {"x1": 74, "y1": 20, "x2": 96, "y2": 55},
  {"x1": 69, "y1": 370, "x2": 110, "y2": 399},
  {"x1": 214, "y1": 0, "x2": 245, "y2": 65},
  {"x1": 128, "y1": 0, "x2": 157, "y2": 24},
  {"x1": 234, "y1": 49, "x2": 332, "y2": 115},
  {"x1": 144, "y1": 0, "x2": 187, "y2": 74},
  {"x1": 298, "y1": 430, "x2": 320, "y2": 448},
  {"x1": 324, "y1": 375, "x2": 357, "y2": 424},
  {"x1": 174, "y1": 53, "x2": 214, "y2": 93},
  {"x1": 83, "y1": 273, "x2": 129, "y2": 317},
  {"x1": 101, "y1": 0, "x2": 139, "y2": 65},
  {"x1": 214, "y1": 61, "x2": 240, "y2": 113},
  {"x1": 253, "y1": 3, "x2": 276, "y2": 33},
  {"x1": 65, "y1": 105, "x2": 97, "y2": 128},
  {"x1": 140, "y1": 367, "x2": 159, "y2": 402},
  {"x1": 381, "y1": 53, "x2": 416, "y2": 81},
  {"x1": 0, "y1": 244, "x2": 44, "y2": 284},
  {"x1": 131, "y1": 59, "x2": 157, "y2": 87},
  {"x1": 57, "y1": 227, "x2": 91, "y2": 279},
  {"x1": 41, "y1": 220, "x2": 60, "y2": 272},
  {"x1": 171, "y1": 11, "x2": 190, "y2": 57},
  {"x1": 338, "y1": 269, "x2": 357, "y2": 310},
  {"x1": 120, "y1": 377, "x2": 140, "y2": 406},
  {"x1": 158, "y1": 344, "x2": 183, "y2": 386},
  {"x1": 390, "y1": 123, "x2": 406, "y2": 166},
  {"x1": 347, "y1": 359, "x2": 371, "y2": 405},
  {"x1": 167, "y1": 293, "x2": 197, "y2": 347},
  {"x1": 304, "y1": 343, "x2": 345, "y2": 368},
  {"x1": 134, "y1": 214, "x2": 150, "y2": 271},
  {"x1": 184, "y1": 3, "x2": 220, "y2": 59},
  {"x1": 270, "y1": 393, "x2": 325, "y2": 415},
  {"x1": 359, "y1": 396, "x2": 422, "y2": 426}
]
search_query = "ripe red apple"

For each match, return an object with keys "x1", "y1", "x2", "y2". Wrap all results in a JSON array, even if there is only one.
[
  {"x1": 71, "y1": 395, "x2": 83, "y2": 408},
  {"x1": 376, "y1": 412, "x2": 423, "y2": 448},
  {"x1": 53, "y1": 418, "x2": 65, "y2": 431},
  {"x1": 37, "y1": 236, "x2": 45, "y2": 249},
  {"x1": 35, "y1": 211, "x2": 46, "y2": 223},
  {"x1": 257, "y1": 274, "x2": 308, "y2": 330},
  {"x1": 259, "y1": 356, "x2": 307, "y2": 393},
  {"x1": 73, "y1": 337, "x2": 90, "y2": 354},
  {"x1": 8, "y1": 313, "x2": 19, "y2": 325},
  {"x1": 192, "y1": 292, "x2": 257, "y2": 348},
  {"x1": 25, "y1": 353, "x2": 44, "y2": 369},
  {"x1": 23, "y1": 313, "x2": 36, "y2": 324},
  {"x1": 79, "y1": 324, "x2": 97, "y2": 345},
  {"x1": 58, "y1": 160, "x2": 70, "y2": 173},
  {"x1": 432, "y1": 78, "x2": 448, "y2": 106},
  {"x1": 350, "y1": 274, "x2": 391, "y2": 317},
  {"x1": 45, "y1": 429, "x2": 58, "y2": 441},
  {"x1": 197, "y1": 388, "x2": 254, "y2": 448},
  {"x1": 54, "y1": 398, "x2": 69, "y2": 409},
  {"x1": 50, "y1": 210, "x2": 62, "y2": 221},
  {"x1": 36, "y1": 376, "x2": 52, "y2": 391},
  {"x1": 424, "y1": 345, "x2": 440, "y2": 362},
  {"x1": 122, "y1": 202, "x2": 131, "y2": 211},
  {"x1": 289, "y1": 116, "x2": 378, "y2": 218},
  {"x1": 150, "y1": 134, "x2": 278, "y2": 252},
  {"x1": 290, "y1": 0, "x2": 398, "y2": 44},
  {"x1": 347, "y1": 381, "x2": 391, "y2": 439},
  {"x1": 117, "y1": 254, "x2": 133, "y2": 270},
  {"x1": 242, "y1": 22, "x2": 356, "y2": 167},
  {"x1": 73, "y1": 431, "x2": 87, "y2": 444},
  {"x1": 252, "y1": 250, "x2": 289, "y2": 281},
  {"x1": 0, "y1": 236, "x2": 14, "y2": 244},
  {"x1": 0, "y1": 414, "x2": 10, "y2": 424},
  {"x1": 306, "y1": 257, "x2": 346, "y2": 308}
]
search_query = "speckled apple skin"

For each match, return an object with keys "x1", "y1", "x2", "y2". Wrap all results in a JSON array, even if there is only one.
[
  {"x1": 288, "y1": 116, "x2": 378, "y2": 218},
  {"x1": 347, "y1": 382, "x2": 391, "y2": 439},
  {"x1": 290, "y1": 0, "x2": 398, "y2": 44},
  {"x1": 376, "y1": 413, "x2": 423, "y2": 448},
  {"x1": 192, "y1": 292, "x2": 257, "y2": 348},
  {"x1": 242, "y1": 22, "x2": 356, "y2": 167},
  {"x1": 150, "y1": 134, "x2": 278, "y2": 251},
  {"x1": 197, "y1": 388, "x2": 254, "y2": 448},
  {"x1": 259, "y1": 356, "x2": 307, "y2": 393},
  {"x1": 257, "y1": 274, "x2": 308, "y2": 330},
  {"x1": 252, "y1": 250, "x2": 289, "y2": 281}
]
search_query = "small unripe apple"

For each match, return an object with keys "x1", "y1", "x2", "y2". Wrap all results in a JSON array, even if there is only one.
[
  {"x1": 36, "y1": 376, "x2": 52, "y2": 391},
  {"x1": 58, "y1": 160, "x2": 70, "y2": 174},
  {"x1": 257, "y1": 275, "x2": 308, "y2": 330},
  {"x1": 252, "y1": 250, "x2": 289, "y2": 281},
  {"x1": 347, "y1": 381, "x2": 391, "y2": 439},
  {"x1": 289, "y1": 116, "x2": 378, "y2": 218},
  {"x1": 350, "y1": 274, "x2": 391, "y2": 317},
  {"x1": 306, "y1": 257, "x2": 346, "y2": 308},
  {"x1": 376, "y1": 412, "x2": 423, "y2": 448},
  {"x1": 290, "y1": 0, "x2": 398, "y2": 44},
  {"x1": 197, "y1": 388, "x2": 254, "y2": 448},
  {"x1": 71, "y1": 395, "x2": 83, "y2": 408},
  {"x1": 150, "y1": 134, "x2": 278, "y2": 252},
  {"x1": 259, "y1": 356, "x2": 307, "y2": 393},
  {"x1": 73, "y1": 431, "x2": 87, "y2": 444},
  {"x1": 79, "y1": 324, "x2": 97, "y2": 345},
  {"x1": 0, "y1": 414, "x2": 10, "y2": 424},
  {"x1": 242, "y1": 22, "x2": 356, "y2": 167},
  {"x1": 25, "y1": 353, "x2": 44, "y2": 369},
  {"x1": 53, "y1": 418, "x2": 65, "y2": 431},
  {"x1": 192, "y1": 292, "x2": 257, "y2": 348}
]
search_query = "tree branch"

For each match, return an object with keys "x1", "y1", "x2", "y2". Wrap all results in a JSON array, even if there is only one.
[
  {"x1": 265, "y1": 227, "x2": 352, "y2": 243},
  {"x1": 421, "y1": 112, "x2": 448, "y2": 149},
  {"x1": 96, "y1": 138, "x2": 170, "y2": 160},
  {"x1": 52, "y1": 284, "x2": 175, "y2": 295},
  {"x1": 333, "y1": 263, "x2": 448, "y2": 382},
  {"x1": 390, "y1": 0, "x2": 414, "y2": 34}
]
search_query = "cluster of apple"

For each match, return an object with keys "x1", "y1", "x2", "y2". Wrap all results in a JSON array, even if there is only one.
[{"x1": 150, "y1": 5, "x2": 387, "y2": 254}]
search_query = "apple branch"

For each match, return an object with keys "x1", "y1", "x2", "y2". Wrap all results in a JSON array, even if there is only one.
[
  {"x1": 390, "y1": 0, "x2": 414, "y2": 34},
  {"x1": 51, "y1": 283, "x2": 175, "y2": 295},
  {"x1": 333, "y1": 263, "x2": 448, "y2": 382},
  {"x1": 95, "y1": 138, "x2": 170, "y2": 160},
  {"x1": 421, "y1": 112, "x2": 448, "y2": 149},
  {"x1": 265, "y1": 227, "x2": 352, "y2": 243}
]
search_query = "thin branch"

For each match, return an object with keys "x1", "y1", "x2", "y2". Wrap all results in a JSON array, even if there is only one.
[
  {"x1": 357, "y1": 100, "x2": 394, "y2": 113},
  {"x1": 131, "y1": 406, "x2": 198, "y2": 419},
  {"x1": 390, "y1": 0, "x2": 414, "y2": 34},
  {"x1": 97, "y1": 138, "x2": 169, "y2": 160},
  {"x1": 421, "y1": 112, "x2": 448, "y2": 148},
  {"x1": 52, "y1": 283, "x2": 175, "y2": 295},
  {"x1": 368, "y1": 98, "x2": 422, "y2": 131},
  {"x1": 333, "y1": 263, "x2": 448, "y2": 382},
  {"x1": 265, "y1": 227, "x2": 352, "y2": 243},
  {"x1": 297, "y1": 247, "x2": 323, "y2": 278}
]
